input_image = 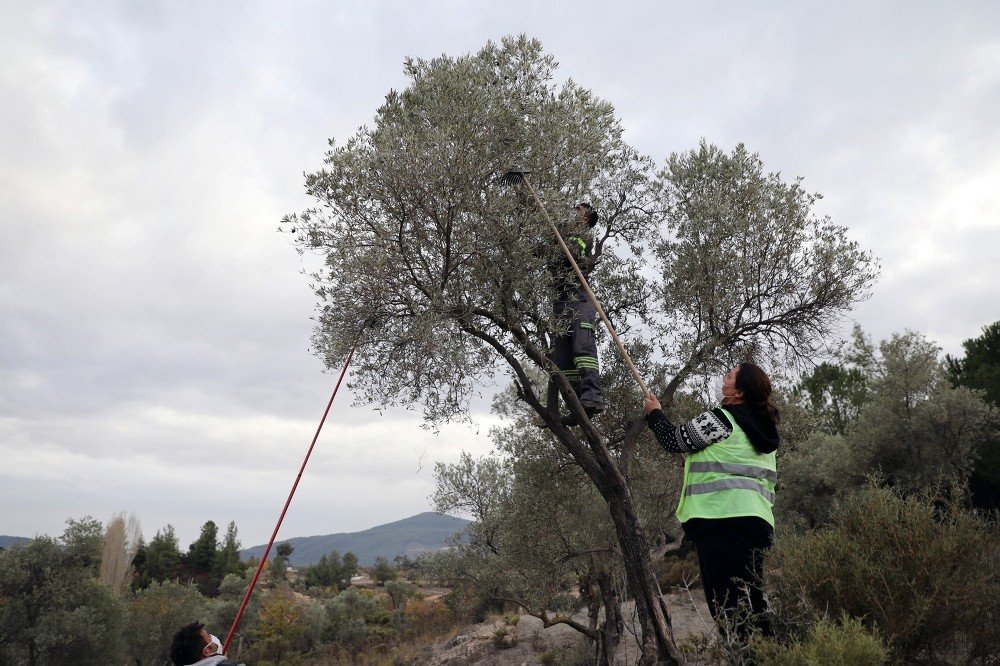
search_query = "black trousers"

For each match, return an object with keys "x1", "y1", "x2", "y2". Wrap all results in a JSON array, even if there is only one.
[
  {"x1": 685, "y1": 516, "x2": 774, "y2": 639},
  {"x1": 553, "y1": 289, "x2": 604, "y2": 409}
]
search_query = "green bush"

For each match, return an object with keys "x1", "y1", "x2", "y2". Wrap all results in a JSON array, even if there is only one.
[
  {"x1": 492, "y1": 625, "x2": 516, "y2": 649},
  {"x1": 539, "y1": 650, "x2": 558, "y2": 665},
  {"x1": 658, "y1": 549, "x2": 700, "y2": 590},
  {"x1": 767, "y1": 481, "x2": 999, "y2": 663},
  {"x1": 753, "y1": 615, "x2": 888, "y2": 665},
  {"x1": 126, "y1": 579, "x2": 208, "y2": 665}
]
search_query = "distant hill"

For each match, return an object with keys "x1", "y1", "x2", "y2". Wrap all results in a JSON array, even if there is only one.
[
  {"x1": 0, "y1": 535, "x2": 31, "y2": 550},
  {"x1": 240, "y1": 512, "x2": 469, "y2": 567}
]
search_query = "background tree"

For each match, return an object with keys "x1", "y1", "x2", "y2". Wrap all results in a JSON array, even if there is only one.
[
  {"x1": 947, "y1": 320, "x2": 1000, "y2": 400},
  {"x1": 384, "y1": 580, "x2": 419, "y2": 612},
  {"x1": 248, "y1": 589, "x2": 306, "y2": 665},
  {"x1": 286, "y1": 36, "x2": 877, "y2": 663},
  {"x1": 124, "y1": 579, "x2": 208, "y2": 666},
  {"x1": 186, "y1": 520, "x2": 219, "y2": 595},
  {"x1": 99, "y1": 511, "x2": 142, "y2": 596},
  {"x1": 947, "y1": 320, "x2": 1000, "y2": 509},
  {"x1": 849, "y1": 330, "x2": 991, "y2": 490},
  {"x1": 795, "y1": 361, "x2": 869, "y2": 436},
  {"x1": 342, "y1": 553, "x2": 359, "y2": 587},
  {"x1": 132, "y1": 524, "x2": 181, "y2": 590},
  {"x1": 212, "y1": 520, "x2": 244, "y2": 589},
  {"x1": 323, "y1": 587, "x2": 386, "y2": 658},
  {"x1": 186, "y1": 520, "x2": 218, "y2": 572},
  {"x1": 0, "y1": 518, "x2": 126, "y2": 665},
  {"x1": 305, "y1": 550, "x2": 358, "y2": 591},
  {"x1": 371, "y1": 556, "x2": 398, "y2": 586},
  {"x1": 209, "y1": 573, "x2": 265, "y2": 661},
  {"x1": 433, "y1": 444, "x2": 628, "y2": 664},
  {"x1": 777, "y1": 328, "x2": 996, "y2": 527},
  {"x1": 271, "y1": 542, "x2": 294, "y2": 583}
]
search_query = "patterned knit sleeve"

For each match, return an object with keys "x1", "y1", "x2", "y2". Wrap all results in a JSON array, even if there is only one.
[{"x1": 646, "y1": 408, "x2": 733, "y2": 453}]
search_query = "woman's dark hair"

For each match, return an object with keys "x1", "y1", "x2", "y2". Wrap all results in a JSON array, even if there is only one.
[{"x1": 735, "y1": 361, "x2": 780, "y2": 426}]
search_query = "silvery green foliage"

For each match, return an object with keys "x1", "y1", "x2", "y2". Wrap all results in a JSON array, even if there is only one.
[
  {"x1": 432, "y1": 444, "x2": 618, "y2": 632},
  {"x1": 651, "y1": 142, "x2": 879, "y2": 391},
  {"x1": 285, "y1": 36, "x2": 659, "y2": 422}
]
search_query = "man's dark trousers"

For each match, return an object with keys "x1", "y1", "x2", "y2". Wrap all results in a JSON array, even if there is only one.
[{"x1": 553, "y1": 289, "x2": 604, "y2": 410}]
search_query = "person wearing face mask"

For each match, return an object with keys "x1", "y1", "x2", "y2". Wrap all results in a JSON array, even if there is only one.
[
  {"x1": 643, "y1": 361, "x2": 779, "y2": 639},
  {"x1": 169, "y1": 621, "x2": 246, "y2": 666}
]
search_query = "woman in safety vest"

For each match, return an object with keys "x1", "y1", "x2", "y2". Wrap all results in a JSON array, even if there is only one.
[{"x1": 643, "y1": 361, "x2": 779, "y2": 638}]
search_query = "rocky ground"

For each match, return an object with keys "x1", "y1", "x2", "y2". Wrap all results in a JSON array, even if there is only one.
[{"x1": 421, "y1": 589, "x2": 716, "y2": 665}]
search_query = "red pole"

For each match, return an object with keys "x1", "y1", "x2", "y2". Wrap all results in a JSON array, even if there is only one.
[{"x1": 221, "y1": 347, "x2": 355, "y2": 655}]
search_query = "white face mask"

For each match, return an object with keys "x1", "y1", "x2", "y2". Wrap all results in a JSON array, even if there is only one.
[
  {"x1": 209, "y1": 634, "x2": 223, "y2": 655},
  {"x1": 712, "y1": 377, "x2": 727, "y2": 403},
  {"x1": 714, "y1": 376, "x2": 741, "y2": 403}
]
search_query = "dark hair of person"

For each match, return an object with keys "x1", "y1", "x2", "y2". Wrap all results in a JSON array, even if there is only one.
[
  {"x1": 735, "y1": 361, "x2": 780, "y2": 426},
  {"x1": 170, "y1": 621, "x2": 207, "y2": 666},
  {"x1": 576, "y1": 202, "x2": 599, "y2": 227}
]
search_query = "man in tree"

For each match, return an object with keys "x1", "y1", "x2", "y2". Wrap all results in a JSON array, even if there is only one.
[
  {"x1": 550, "y1": 202, "x2": 605, "y2": 424},
  {"x1": 169, "y1": 621, "x2": 244, "y2": 666}
]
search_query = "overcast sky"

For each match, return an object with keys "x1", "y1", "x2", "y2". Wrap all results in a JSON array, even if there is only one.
[{"x1": 2, "y1": 1, "x2": 997, "y2": 549}]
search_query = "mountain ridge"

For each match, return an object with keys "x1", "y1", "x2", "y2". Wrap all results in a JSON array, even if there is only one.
[
  {"x1": 0, "y1": 535, "x2": 32, "y2": 550},
  {"x1": 240, "y1": 511, "x2": 469, "y2": 567}
]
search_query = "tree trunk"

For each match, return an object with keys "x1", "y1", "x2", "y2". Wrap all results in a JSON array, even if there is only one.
[
  {"x1": 603, "y1": 482, "x2": 683, "y2": 665},
  {"x1": 540, "y1": 375, "x2": 682, "y2": 663},
  {"x1": 595, "y1": 569, "x2": 623, "y2": 666}
]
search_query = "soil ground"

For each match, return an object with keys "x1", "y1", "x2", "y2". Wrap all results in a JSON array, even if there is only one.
[{"x1": 421, "y1": 589, "x2": 715, "y2": 665}]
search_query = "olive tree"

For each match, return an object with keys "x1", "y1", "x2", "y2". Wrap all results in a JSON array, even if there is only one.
[
  {"x1": 433, "y1": 442, "x2": 627, "y2": 663},
  {"x1": 285, "y1": 36, "x2": 877, "y2": 663}
]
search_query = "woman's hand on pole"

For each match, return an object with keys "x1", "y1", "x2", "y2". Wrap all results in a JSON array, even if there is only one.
[{"x1": 643, "y1": 394, "x2": 661, "y2": 414}]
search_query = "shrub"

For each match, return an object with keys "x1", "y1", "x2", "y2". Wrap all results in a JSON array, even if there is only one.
[
  {"x1": 247, "y1": 589, "x2": 307, "y2": 664},
  {"x1": 492, "y1": 625, "x2": 516, "y2": 649},
  {"x1": 767, "y1": 481, "x2": 999, "y2": 663},
  {"x1": 658, "y1": 549, "x2": 700, "y2": 589},
  {"x1": 753, "y1": 615, "x2": 888, "y2": 665},
  {"x1": 403, "y1": 598, "x2": 458, "y2": 638},
  {"x1": 126, "y1": 579, "x2": 208, "y2": 665}
]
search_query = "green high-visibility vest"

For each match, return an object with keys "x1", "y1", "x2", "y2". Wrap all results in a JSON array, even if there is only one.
[{"x1": 675, "y1": 409, "x2": 777, "y2": 526}]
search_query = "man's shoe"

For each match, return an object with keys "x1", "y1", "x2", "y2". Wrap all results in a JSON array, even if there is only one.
[
  {"x1": 560, "y1": 413, "x2": 579, "y2": 427},
  {"x1": 536, "y1": 414, "x2": 581, "y2": 428}
]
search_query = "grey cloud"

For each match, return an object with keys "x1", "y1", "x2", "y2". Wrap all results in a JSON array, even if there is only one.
[{"x1": 2, "y1": 1, "x2": 998, "y2": 544}]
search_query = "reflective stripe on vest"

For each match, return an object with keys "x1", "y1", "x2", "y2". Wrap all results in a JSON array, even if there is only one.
[
  {"x1": 688, "y1": 461, "x2": 777, "y2": 483},
  {"x1": 684, "y1": 478, "x2": 776, "y2": 504}
]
